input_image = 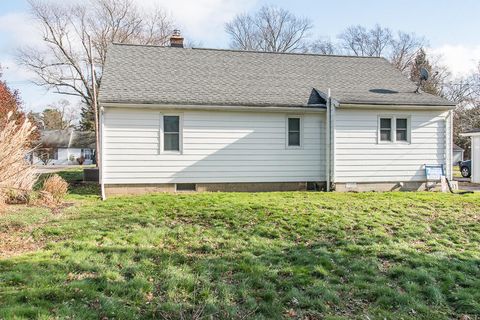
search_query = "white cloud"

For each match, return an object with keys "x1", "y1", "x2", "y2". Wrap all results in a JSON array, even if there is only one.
[
  {"x1": 137, "y1": 0, "x2": 258, "y2": 46},
  {"x1": 428, "y1": 44, "x2": 480, "y2": 78},
  {"x1": 0, "y1": 12, "x2": 42, "y2": 49}
]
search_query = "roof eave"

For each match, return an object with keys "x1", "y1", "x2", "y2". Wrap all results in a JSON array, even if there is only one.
[
  {"x1": 337, "y1": 102, "x2": 456, "y2": 110},
  {"x1": 460, "y1": 130, "x2": 480, "y2": 137},
  {"x1": 99, "y1": 101, "x2": 327, "y2": 112}
]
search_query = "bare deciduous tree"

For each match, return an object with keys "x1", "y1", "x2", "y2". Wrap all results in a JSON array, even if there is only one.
[
  {"x1": 17, "y1": 0, "x2": 175, "y2": 130},
  {"x1": 390, "y1": 32, "x2": 426, "y2": 73},
  {"x1": 445, "y1": 64, "x2": 480, "y2": 157},
  {"x1": 336, "y1": 25, "x2": 425, "y2": 74},
  {"x1": 309, "y1": 38, "x2": 338, "y2": 55},
  {"x1": 225, "y1": 5, "x2": 312, "y2": 53},
  {"x1": 338, "y1": 24, "x2": 392, "y2": 57},
  {"x1": 41, "y1": 99, "x2": 78, "y2": 130}
]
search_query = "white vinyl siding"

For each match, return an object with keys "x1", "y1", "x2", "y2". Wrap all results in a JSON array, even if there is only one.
[
  {"x1": 335, "y1": 109, "x2": 450, "y2": 183},
  {"x1": 103, "y1": 108, "x2": 326, "y2": 184}
]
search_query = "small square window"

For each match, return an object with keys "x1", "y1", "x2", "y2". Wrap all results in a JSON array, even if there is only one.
[
  {"x1": 396, "y1": 118, "x2": 407, "y2": 129},
  {"x1": 288, "y1": 117, "x2": 301, "y2": 147}
]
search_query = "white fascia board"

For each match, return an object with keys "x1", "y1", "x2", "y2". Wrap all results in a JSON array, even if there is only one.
[
  {"x1": 338, "y1": 103, "x2": 455, "y2": 110},
  {"x1": 100, "y1": 102, "x2": 326, "y2": 113},
  {"x1": 460, "y1": 132, "x2": 480, "y2": 137}
]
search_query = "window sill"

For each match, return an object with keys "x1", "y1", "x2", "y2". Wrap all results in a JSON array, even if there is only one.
[{"x1": 378, "y1": 141, "x2": 411, "y2": 145}]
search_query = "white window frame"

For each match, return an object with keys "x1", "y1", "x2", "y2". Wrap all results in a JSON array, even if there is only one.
[
  {"x1": 377, "y1": 115, "x2": 411, "y2": 144},
  {"x1": 286, "y1": 115, "x2": 303, "y2": 149},
  {"x1": 81, "y1": 148, "x2": 93, "y2": 160},
  {"x1": 159, "y1": 113, "x2": 183, "y2": 154}
]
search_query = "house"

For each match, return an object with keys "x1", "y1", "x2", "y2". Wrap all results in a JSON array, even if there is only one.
[
  {"x1": 98, "y1": 34, "x2": 455, "y2": 197},
  {"x1": 34, "y1": 130, "x2": 96, "y2": 165},
  {"x1": 453, "y1": 144, "x2": 465, "y2": 163},
  {"x1": 460, "y1": 129, "x2": 480, "y2": 183}
]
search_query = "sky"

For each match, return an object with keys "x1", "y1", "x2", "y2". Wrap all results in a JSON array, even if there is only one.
[{"x1": 1, "y1": 0, "x2": 480, "y2": 112}]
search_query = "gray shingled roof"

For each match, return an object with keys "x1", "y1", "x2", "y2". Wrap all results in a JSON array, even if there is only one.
[
  {"x1": 463, "y1": 128, "x2": 480, "y2": 134},
  {"x1": 99, "y1": 44, "x2": 455, "y2": 108},
  {"x1": 40, "y1": 130, "x2": 95, "y2": 149},
  {"x1": 40, "y1": 130, "x2": 71, "y2": 148}
]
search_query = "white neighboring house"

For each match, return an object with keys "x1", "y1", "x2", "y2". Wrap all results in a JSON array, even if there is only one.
[
  {"x1": 453, "y1": 144, "x2": 465, "y2": 163},
  {"x1": 97, "y1": 35, "x2": 455, "y2": 197},
  {"x1": 460, "y1": 129, "x2": 480, "y2": 183},
  {"x1": 34, "y1": 130, "x2": 96, "y2": 165}
]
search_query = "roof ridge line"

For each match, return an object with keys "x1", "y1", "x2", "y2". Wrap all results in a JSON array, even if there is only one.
[{"x1": 110, "y1": 42, "x2": 385, "y2": 59}]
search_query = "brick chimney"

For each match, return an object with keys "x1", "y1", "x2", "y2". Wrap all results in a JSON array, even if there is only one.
[{"x1": 170, "y1": 29, "x2": 184, "y2": 48}]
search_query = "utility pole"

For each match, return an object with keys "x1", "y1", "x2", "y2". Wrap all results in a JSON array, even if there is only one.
[{"x1": 88, "y1": 35, "x2": 100, "y2": 169}]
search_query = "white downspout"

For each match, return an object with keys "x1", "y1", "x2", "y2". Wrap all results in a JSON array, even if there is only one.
[
  {"x1": 100, "y1": 106, "x2": 106, "y2": 200},
  {"x1": 447, "y1": 110, "x2": 453, "y2": 180},
  {"x1": 326, "y1": 89, "x2": 331, "y2": 191},
  {"x1": 331, "y1": 99, "x2": 336, "y2": 188}
]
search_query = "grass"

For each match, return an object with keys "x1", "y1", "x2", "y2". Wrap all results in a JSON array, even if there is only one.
[{"x1": 0, "y1": 170, "x2": 479, "y2": 319}]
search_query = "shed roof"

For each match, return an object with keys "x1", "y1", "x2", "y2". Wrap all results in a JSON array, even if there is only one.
[
  {"x1": 453, "y1": 144, "x2": 464, "y2": 152},
  {"x1": 99, "y1": 44, "x2": 455, "y2": 108},
  {"x1": 461, "y1": 129, "x2": 480, "y2": 137}
]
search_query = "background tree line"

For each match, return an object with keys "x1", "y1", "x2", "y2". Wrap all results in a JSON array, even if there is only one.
[{"x1": 15, "y1": 1, "x2": 480, "y2": 157}]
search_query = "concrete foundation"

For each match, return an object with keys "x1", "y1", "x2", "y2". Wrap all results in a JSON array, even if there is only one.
[
  {"x1": 105, "y1": 184, "x2": 176, "y2": 196},
  {"x1": 196, "y1": 182, "x2": 308, "y2": 192},
  {"x1": 104, "y1": 181, "x2": 437, "y2": 196},
  {"x1": 335, "y1": 181, "x2": 430, "y2": 192},
  {"x1": 104, "y1": 181, "x2": 317, "y2": 196}
]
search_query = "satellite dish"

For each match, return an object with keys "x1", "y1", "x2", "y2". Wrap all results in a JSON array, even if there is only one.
[
  {"x1": 415, "y1": 67, "x2": 430, "y2": 93},
  {"x1": 420, "y1": 68, "x2": 429, "y2": 81}
]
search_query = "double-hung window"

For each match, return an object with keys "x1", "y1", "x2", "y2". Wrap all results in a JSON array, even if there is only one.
[
  {"x1": 287, "y1": 116, "x2": 302, "y2": 147},
  {"x1": 378, "y1": 116, "x2": 410, "y2": 143},
  {"x1": 162, "y1": 115, "x2": 181, "y2": 152},
  {"x1": 396, "y1": 118, "x2": 408, "y2": 142},
  {"x1": 379, "y1": 118, "x2": 392, "y2": 142}
]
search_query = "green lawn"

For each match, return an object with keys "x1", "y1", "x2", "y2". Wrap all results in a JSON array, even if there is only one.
[{"x1": 1, "y1": 170, "x2": 479, "y2": 319}]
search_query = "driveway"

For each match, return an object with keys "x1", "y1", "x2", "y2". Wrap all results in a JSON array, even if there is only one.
[
  {"x1": 34, "y1": 165, "x2": 90, "y2": 174},
  {"x1": 453, "y1": 177, "x2": 480, "y2": 192}
]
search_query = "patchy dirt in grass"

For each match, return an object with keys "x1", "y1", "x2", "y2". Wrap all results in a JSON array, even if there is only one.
[
  {"x1": 0, "y1": 203, "x2": 73, "y2": 259},
  {"x1": 0, "y1": 232, "x2": 45, "y2": 259}
]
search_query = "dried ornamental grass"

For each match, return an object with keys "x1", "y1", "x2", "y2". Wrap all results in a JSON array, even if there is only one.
[
  {"x1": 42, "y1": 174, "x2": 68, "y2": 202},
  {"x1": 0, "y1": 111, "x2": 38, "y2": 208}
]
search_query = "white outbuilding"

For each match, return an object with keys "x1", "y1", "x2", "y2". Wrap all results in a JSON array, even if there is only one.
[{"x1": 461, "y1": 129, "x2": 480, "y2": 183}]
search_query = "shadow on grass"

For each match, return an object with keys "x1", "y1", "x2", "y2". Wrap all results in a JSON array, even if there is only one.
[{"x1": 1, "y1": 237, "x2": 479, "y2": 319}]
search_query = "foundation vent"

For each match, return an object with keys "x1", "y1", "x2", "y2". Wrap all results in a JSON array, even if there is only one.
[{"x1": 176, "y1": 183, "x2": 196, "y2": 192}]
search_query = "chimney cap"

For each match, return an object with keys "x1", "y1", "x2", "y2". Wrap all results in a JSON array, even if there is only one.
[{"x1": 170, "y1": 29, "x2": 184, "y2": 48}]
